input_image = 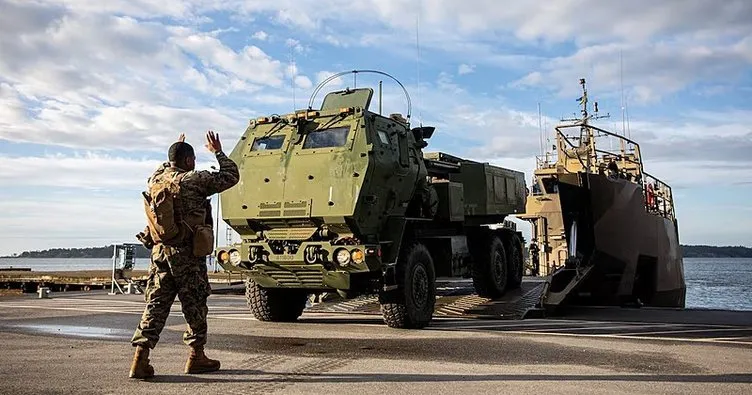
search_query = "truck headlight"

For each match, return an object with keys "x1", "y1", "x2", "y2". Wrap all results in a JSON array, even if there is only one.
[
  {"x1": 350, "y1": 249, "x2": 364, "y2": 264},
  {"x1": 229, "y1": 250, "x2": 241, "y2": 265},
  {"x1": 335, "y1": 248, "x2": 350, "y2": 266}
]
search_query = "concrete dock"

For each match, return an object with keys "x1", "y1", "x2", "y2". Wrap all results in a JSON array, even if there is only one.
[{"x1": 0, "y1": 278, "x2": 750, "y2": 394}]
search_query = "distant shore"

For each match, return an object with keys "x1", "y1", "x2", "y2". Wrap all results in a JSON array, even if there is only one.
[{"x1": 2, "y1": 244, "x2": 752, "y2": 259}]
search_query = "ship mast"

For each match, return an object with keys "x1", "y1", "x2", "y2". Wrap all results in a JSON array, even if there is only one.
[{"x1": 561, "y1": 78, "x2": 609, "y2": 172}]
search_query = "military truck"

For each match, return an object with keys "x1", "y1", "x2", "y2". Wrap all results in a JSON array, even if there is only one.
[{"x1": 215, "y1": 70, "x2": 527, "y2": 329}]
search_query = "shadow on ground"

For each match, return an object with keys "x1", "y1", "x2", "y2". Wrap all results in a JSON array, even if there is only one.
[{"x1": 147, "y1": 371, "x2": 752, "y2": 385}]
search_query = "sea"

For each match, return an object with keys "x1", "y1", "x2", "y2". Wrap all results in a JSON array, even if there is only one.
[{"x1": 1, "y1": 257, "x2": 750, "y2": 311}]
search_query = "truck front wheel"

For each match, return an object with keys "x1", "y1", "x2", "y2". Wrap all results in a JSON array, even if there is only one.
[
  {"x1": 379, "y1": 242, "x2": 436, "y2": 329},
  {"x1": 245, "y1": 279, "x2": 308, "y2": 322}
]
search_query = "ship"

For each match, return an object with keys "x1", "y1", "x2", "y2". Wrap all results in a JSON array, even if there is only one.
[{"x1": 518, "y1": 78, "x2": 686, "y2": 314}]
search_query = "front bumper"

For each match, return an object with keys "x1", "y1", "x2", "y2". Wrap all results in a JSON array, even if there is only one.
[{"x1": 215, "y1": 242, "x2": 384, "y2": 291}]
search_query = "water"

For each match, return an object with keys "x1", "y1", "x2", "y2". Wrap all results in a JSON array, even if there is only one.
[
  {"x1": 0, "y1": 257, "x2": 150, "y2": 272},
  {"x1": 1, "y1": 257, "x2": 751, "y2": 311},
  {"x1": 683, "y1": 258, "x2": 752, "y2": 312}
]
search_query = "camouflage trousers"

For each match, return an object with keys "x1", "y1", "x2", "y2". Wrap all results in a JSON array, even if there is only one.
[{"x1": 131, "y1": 245, "x2": 212, "y2": 349}]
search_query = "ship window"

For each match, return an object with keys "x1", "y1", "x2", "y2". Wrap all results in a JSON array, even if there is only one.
[
  {"x1": 251, "y1": 135, "x2": 285, "y2": 151},
  {"x1": 303, "y1": 126, "x2": 350, "y2": 149},
  {"x1": 542, "y1": 177, "x2": 559, "y2": 193}
]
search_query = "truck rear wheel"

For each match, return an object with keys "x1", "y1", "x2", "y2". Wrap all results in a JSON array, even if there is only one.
[
  {"x1": 245, "y1": 279, "x2": 308, "y2": 322},
  {"x1": 379, "y1": 242, "x2": 436, "y2": 329},
  {"x1": 507, "y1": 234, "x2": 524, "y2": 288},
  {"x1": 471, "y1": 235, "x2": 509, "y2": 298}
]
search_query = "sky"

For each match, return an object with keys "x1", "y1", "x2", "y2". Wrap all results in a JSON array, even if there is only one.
[{"x1": 0, "y1": 0, "x2": 751, "y2": 256}]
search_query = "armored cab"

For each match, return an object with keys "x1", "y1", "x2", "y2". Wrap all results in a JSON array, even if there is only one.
[{"x1": 216, "y1": 71, "x2": 527, "y2": 328}]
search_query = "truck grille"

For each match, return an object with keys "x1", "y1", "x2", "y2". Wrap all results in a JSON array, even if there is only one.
[{"x1": 262, "y1": 268, "x2": 324, "y2": 287}]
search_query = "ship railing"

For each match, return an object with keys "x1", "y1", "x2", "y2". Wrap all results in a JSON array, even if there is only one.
[
  {"x1": 554, "y1": 123, "x2": 644, "y2": 176},
  {"x1": 642, "y1": 172, "x2": 675, "y2": 220},
  {"x1": 535, "y1": 152, "x2": 558, "y2": 169},
  {"x1": 553, "y1": 123, "x2": 675, "y2": 220}
]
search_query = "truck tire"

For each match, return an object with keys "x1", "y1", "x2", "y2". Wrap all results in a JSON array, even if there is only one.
[
  {"x1": 507, "y1": 234, "x2": 524, "y2": 289},
  {"x1": 245, "y1": 279, "x2": 308, "y2": 322},
  {"x1": 471, "y1": 235, "x2": 509, "y2": 298},
  {"x1": 379, "y1": 242, "x2": 436, "y2": 329}
]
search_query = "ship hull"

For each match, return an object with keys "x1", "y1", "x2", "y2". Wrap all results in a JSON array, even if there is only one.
[{"x1": 555, "y1": 172, "x2": 686, "y2": 308}]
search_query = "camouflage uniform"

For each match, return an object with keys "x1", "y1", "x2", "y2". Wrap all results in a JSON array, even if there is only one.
[{"x1": 131, "y1": 151, "x2": 239, "y2": 349}]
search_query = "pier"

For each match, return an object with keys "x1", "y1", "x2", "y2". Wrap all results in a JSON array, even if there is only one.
[{"x1": 0, "y1": 279, "x2": 750, "y2": 394}]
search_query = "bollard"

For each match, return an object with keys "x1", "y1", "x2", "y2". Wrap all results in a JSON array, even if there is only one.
[
  {"x1": 38, "y1": 287, "x2": 51, "y2": 299},
  {"x1": 125, "y1": 282, "x2": 142, "y2": 295}
]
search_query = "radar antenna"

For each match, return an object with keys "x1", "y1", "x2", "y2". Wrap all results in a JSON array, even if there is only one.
[{"x1": 561, "y1": 78, "x2": 610, "y2": 126}]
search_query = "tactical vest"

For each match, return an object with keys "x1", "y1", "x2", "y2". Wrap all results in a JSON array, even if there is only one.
[{"x1": 142, "y1": 167, "x2": 215, "y2": 256}]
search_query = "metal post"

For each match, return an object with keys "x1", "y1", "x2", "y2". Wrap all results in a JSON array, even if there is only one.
[
  {"x1": 214, "y1": 194, "x2": 220, "y2": 273},
  {"x1": 379, "y1": 80, "x2": 382, "y2": 115}
]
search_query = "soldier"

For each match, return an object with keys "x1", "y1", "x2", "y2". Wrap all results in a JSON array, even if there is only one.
[{"x1": 129, "y1": 130, "x2": 240, "y2": 380}]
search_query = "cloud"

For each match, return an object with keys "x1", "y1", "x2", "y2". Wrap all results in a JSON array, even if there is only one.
[
  {"x1": 0, "y1": 152, "x2": 230, "y2": 190},
  {"x1": 0, "y1": 194, "x2": 150, "y2": 256},
  {"x1": 252, "y1": 30, "x2": 268, "y2": 40},
  {"x1": 294, "y1": 75, "x2": 313, "y2": 90},
  {"x1": 458, "y1": 64, "x2": 475, "y2": 75},
  {"x1": 512, "y1": 38, "x2": 752, "y2": 102},
  {"x1": 0, "y1": 1, "x2": 292, "y2": 151}
]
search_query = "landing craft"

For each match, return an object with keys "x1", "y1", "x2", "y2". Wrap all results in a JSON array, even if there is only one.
[{"x1": 518, "y1": 78, "x2": 686, "y2": 314}]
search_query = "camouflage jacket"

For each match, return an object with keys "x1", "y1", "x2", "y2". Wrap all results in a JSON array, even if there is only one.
[{"x1": 139, "y1": 151, "x2": 240, "y2": 249}]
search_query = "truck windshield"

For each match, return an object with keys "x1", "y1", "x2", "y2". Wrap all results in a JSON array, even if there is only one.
[
  {"x1": 303, "y1": 126, "x2": 350, "y2": 149},
  {"x1": 251, "y1": 135, "x2": 285, "y2": 151}
]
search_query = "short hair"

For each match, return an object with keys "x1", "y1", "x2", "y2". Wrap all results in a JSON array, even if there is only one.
[{"x1": 168, "y1": 142, "x2": 194, "y2": 163}]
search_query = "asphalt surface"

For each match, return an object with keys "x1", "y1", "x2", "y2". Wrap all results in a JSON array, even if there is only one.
[{"x1": 0, "y1": 285, "x2": 751, "y2": 394}]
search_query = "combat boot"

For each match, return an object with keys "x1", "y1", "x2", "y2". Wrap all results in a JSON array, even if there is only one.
[
  {"x1": 129, "y1": 345, "x2": 155, "y2": 379},
  {"x1": 185, "y1": 345, "x2": 221, "y2": 374}
]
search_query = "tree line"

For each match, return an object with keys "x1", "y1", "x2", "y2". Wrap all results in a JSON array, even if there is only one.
[
  {"x1": 3, "y1": 244, "x2": 751, "y2": 259},
  {"x1": 5, "y1": 245, "x2": 152, "y2": 259}
]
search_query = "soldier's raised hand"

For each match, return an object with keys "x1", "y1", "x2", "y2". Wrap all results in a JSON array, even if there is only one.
[
  {"x1": 178, "y1": 133, "x2": 186, "y2": 142},
  {"x1": 205, "y1": 130, "x2": 222, "y2": 153}
]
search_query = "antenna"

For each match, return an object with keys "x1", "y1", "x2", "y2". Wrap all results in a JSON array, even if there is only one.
[
  {"x1": 625, "y1": 95, "x2": 632, "y2": 139},
  {"x1": 620, "y1": 50, "x2": 626, "y2": 137},
  {"x1": 415, "y1": 0, "x2": 422, "y2": 126},
  {"x1": 538, "y1": 102, "x2": 543, "y2": 156},
  {"x1": 290, "y1": 42, "x2": 296, "y2": 111},
  {"x1": 379, "y1": 80, "x2": 383, "y2": 115}
]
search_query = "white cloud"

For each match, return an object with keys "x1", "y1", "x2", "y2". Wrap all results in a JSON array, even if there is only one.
[
  {"x1": 0, "y1": 194, "x2": 148, "y2": 256},
  {"x1": 0, "y1": 152, "x2": 232, "y2": 190},
  {"x1": 0, "y1": 2, "x2": 290, "y2": 151},
  {"x1": 458, "y1": 64, "x2": 475, "y2": 75},
  {"x1": 295, "y1": 75, "x2": 313, "y2": 90},
  {"x1": 252, "y1": 30, "x2": 268, "y2": 40},
  {"x1": 0, "y1": 154, "x2": 161, "y2": 190},
  {"x1": 512, "y1": 38, "x2": 752, "y2": 102}
]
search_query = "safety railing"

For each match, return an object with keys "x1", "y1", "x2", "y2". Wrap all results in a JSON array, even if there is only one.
[{"x1": 533, "y1": 122, "x2": 675, "y2": 220}]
